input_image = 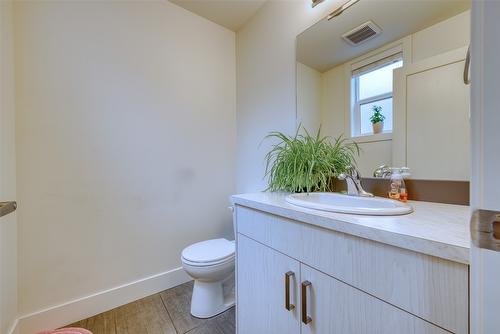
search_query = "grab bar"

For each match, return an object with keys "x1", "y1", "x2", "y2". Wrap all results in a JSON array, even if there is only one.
[{"x1": 0, "y1": 201, "x2": 17, "y2": 218}]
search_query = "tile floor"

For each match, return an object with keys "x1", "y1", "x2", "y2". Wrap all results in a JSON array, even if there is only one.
[{"x1": 68, "y1": 281, "x2": 235, "y2": 334}]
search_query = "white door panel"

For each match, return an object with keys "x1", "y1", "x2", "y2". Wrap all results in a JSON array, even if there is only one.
[
  {"x1": 393, "y1": 47, "x2": 470, "y2": 181},
  {"x1": 470, "y1": 2, "x2": 500, "y2": 333}
]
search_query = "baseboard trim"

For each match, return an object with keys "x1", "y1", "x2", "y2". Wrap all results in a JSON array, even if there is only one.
[{"x1": 17, "y1": 267, "x2": 191, "y2": 334}]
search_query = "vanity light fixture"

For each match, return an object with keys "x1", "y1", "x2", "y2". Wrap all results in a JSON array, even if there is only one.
[{"x1": 328, "y1": 0, "x2": 360, "y2": 20}]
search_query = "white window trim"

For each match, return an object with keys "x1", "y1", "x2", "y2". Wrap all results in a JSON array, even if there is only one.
[
  {"x1": 351, "y1": 45, "x2": 403, "y2": 74},
  {"x1": 352, "y1": 83, "x2": 394, "y2": 137},
  {"x1": 351, "y1": 51, "x2": 402, "y2": 138},
  {"x1": 343, "y1": 36, "x2": 412, "y2": 143}
]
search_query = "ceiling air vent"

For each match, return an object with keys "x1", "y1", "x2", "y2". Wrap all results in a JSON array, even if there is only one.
[{"x1": 342, "y1": 21, "x2": 381, "y2": 46}]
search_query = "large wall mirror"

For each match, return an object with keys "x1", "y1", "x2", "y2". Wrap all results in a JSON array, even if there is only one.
[{"x1": 296, "y1": 0, "x2": 471, "y2": 182}]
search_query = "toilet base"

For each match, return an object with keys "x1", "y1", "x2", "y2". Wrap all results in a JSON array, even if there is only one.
[{"x1": 190, "y1": 277, "x2": 235, "y2": 318}]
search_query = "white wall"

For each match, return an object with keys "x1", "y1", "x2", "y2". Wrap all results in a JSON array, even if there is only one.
[
  {"x1": 14, "y1": 0, "x2": 236, "y2": 322},
  {"x1": 236, "y1": 0, "x2": 343, "y2": 192},
  {"x1": 320, "y1": 65, "x2": 345, "y2": 140},
  {"x1": 319, "y1": 63, "x2": 391, "y2": 177},
  {"x1": 297, "y1": 62, "x2": 322, "y2": 133},
  {"x1": 316, "y1": 10, "x2": 470, "y2": 176},
  {"x1": 237, "y1": 2, "x2": 470, "y2": 192},
  {"x1": 412, "y1": 10, "x2": 470, "y2": 63},
  {"x1": 0, "y1": 1, "x2": 18, "y2": 333}
]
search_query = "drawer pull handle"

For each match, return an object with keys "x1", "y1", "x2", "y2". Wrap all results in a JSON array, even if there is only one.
[
  {"x1": 285, "y1": 271, "x2": 295, "y2": 311},
  {"x1": 301, "y1": 280, "x2": 312, "y2": 324}
]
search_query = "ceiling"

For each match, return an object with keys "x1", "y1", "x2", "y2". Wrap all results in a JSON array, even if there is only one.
[
  {"x1": 297, "y1": 0, "x2": 471, "y2": 72},
  {"x1": 169, "y1": 0, "x2": 267, "y2": 31}
]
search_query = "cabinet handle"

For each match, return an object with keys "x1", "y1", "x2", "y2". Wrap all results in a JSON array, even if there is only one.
[
  {"x1": 301, "y1": 281, "x2": 312, "y2": 324},
  {"x1": 285, "y1": 271, "x2": 295, "y2": 311}
]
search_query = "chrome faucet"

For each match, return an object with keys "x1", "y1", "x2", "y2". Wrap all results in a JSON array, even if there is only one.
[
  {"x1": 338, "y1": 166, "x2": 373, "y2": 197},
  {"x1": 373, "y1": 164, "x2": 392, "y2": 178},
  {"x1": 373, "y1": 165, "x2": 411, "y2": 178}
]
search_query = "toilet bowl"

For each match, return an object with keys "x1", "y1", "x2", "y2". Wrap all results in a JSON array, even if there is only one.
[{"x1": 181, "y1": 238, "x2": 235, "y2": 318}]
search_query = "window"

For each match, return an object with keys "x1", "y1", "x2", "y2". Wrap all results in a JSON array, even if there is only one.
[{"x1": 351, "y1": 53, "x2": 403, "y2": 137}]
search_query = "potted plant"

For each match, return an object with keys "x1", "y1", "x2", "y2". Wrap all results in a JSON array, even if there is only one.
[
  {"x1": 370, "y1": 105, "x2": 385, "y2": 134},
  {"x1": 264, "y1": 126, "x2": 359, "y2": 193}
]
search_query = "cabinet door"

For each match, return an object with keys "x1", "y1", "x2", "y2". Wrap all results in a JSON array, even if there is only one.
[
  {"x1": 237, "y1": 234, "x2": 300, "y2": 334},
  {"x1": 300, "y1": 264, "x2": 450, "y2": 334},
  {"x1": 393, "y1": 46, "x2": 470, "y2": 181}
]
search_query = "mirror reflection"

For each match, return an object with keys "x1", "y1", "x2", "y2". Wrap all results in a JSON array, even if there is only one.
[{"x1": 296, "y1": 0, "x2": 471, "y2": 181}]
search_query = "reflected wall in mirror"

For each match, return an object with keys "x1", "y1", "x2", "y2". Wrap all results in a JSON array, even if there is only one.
[{"x1": 296, "y1": 0, "x2": 471, "y2": 181}]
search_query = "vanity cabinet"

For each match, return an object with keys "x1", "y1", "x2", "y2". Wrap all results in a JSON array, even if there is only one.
[
  {"x1": 235, "y1": 205, "x2": 469, "y2": 334},
  {"x1": 238, "y1": 234, "x2": 450, "y2": 334}
]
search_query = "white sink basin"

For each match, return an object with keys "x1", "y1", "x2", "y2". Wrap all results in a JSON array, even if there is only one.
[{"x1": 286, "y1": 192, "x2": 413, "y2": 216}]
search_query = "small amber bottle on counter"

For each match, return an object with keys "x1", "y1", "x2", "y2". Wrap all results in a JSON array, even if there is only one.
[
  {"x1": 388, "y1": 168, "x2": 408, "y2": 202},
  {"x1": 399, "y1": 187, "x2": 408, "y2": 202}
]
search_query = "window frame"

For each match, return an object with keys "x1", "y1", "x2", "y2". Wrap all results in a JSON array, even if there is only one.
[
  {"x1": 351, "y1": 53, "x2": 402, "y2": 137},
  {"x1": 352, "y1": 80, "x2": 394, "y2": 137},
  {"x1": 343, "y1": 38, "x2": 411, "y2": 143}
]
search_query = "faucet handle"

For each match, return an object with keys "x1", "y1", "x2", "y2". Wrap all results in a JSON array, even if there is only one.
[
  {"x1": 338, "y1": 166, "x2": 361, "y2": 181},
  {"x1": 338, "y1": 165, "x2": 354, "y2": 180}
]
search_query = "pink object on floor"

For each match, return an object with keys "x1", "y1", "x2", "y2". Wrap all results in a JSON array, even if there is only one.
[{"x1": 37, "y1": 328, "x2": 92, "y2": 334}]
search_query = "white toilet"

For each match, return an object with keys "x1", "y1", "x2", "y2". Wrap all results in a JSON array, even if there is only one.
[{"x1": 181, "y1": 238, "x2": 235, "y2": 318}]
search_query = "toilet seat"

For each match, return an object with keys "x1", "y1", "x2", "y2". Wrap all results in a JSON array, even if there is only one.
[
  {"x1": 182, "y1": 254, "x2": 235, "y2": 267},
  {"x1": 182, "y1": 238, "x2": 235, "y2": 267}
]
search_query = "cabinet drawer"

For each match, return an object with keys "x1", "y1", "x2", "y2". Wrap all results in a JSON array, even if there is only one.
[{"x1": 236, "y1": 205, "x2": 468, "y2": 334}]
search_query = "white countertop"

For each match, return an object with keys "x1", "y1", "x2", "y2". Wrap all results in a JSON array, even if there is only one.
[{"x1": 231, "y1": 192, "x2": 470, "y2": 265}]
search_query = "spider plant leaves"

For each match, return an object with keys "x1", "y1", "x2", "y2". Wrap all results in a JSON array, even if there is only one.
[{"x1": 263, "y1": 126, "x2": 359, "y2": 193}]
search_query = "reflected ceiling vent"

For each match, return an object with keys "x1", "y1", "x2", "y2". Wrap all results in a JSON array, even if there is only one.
[{"x1": 342, "y1": 21, "x2": 382, "y2": 46}]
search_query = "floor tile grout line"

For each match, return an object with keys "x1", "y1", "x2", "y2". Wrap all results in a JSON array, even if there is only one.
[
  {"x1": 112, "y1": 309, "x2": 118, "y2": 334},
  {"x1": 159, "y1": 290, "x2": 182, "y2": 334}
]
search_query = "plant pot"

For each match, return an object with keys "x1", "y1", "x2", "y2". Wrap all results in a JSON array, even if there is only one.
[{"x1": 372, "y1": 121, "x2": 384, "y2": 134}]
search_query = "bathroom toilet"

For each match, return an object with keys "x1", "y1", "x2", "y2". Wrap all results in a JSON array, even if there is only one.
[{"x1": 181, "y1": 238, "x2": 235, "y2": 318}]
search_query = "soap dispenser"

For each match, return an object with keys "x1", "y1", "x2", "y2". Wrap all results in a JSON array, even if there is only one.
[{"x1": 388, "y1": 168, "x2": 408, "y2": 202}]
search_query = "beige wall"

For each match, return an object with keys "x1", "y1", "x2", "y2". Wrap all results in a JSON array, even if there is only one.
[
  {"x1": 236, "y1": 0, "x2": 343, "y2": 192},
  {"x1": 316, "y1": 10, "x2": 470, "y2": 176},
  {"x1": 14, "y1": 0, "x2": 236, "y2": 316},
  {"x1": 0, "y1": 0, "x2": 18, "y2": 333}
]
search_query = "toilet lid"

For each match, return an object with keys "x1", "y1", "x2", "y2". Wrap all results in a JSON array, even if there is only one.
[{"x1": 182, "y1": 238, "x2": 235, "y2": 264}]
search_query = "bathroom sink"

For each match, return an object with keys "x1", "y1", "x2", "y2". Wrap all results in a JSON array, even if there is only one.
[{"x1": 286, "y1": 192, "x2": 413, "y2": 216}]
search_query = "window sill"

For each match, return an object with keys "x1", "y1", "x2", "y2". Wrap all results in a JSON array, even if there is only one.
[{"x1": 350, "y1": 132, "x2": 392, "y2": 144}]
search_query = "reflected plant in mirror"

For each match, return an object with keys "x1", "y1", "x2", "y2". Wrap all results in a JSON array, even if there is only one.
[
  {"x1": 370, "y1": 105, "x2": 385, "y2": 134},
  {"x1": 263, "y1": 126, "x2": 359, "y2": 193}
]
